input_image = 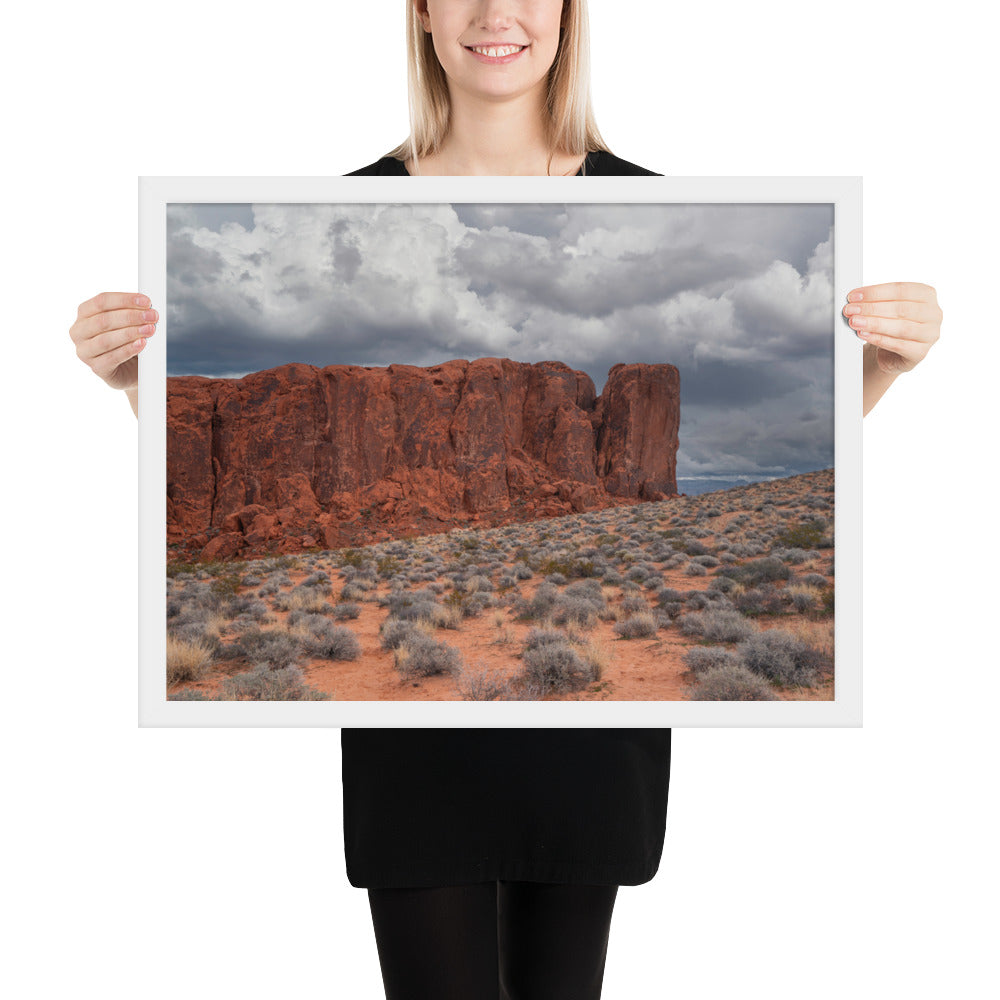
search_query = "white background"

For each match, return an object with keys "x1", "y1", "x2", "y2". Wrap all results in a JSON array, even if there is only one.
[{"x1": 4, "y1": 1, "x2": 996, "y2": 997}]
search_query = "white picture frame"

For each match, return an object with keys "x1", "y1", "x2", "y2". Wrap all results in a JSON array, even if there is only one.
[{"x1": 139, "y1": 175, "x2": 862, "y2": 728}]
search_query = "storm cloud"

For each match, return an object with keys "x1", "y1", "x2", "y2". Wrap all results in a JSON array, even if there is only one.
[{"x1": 166, "y1": 201, "x2": 837, "y2": 480}]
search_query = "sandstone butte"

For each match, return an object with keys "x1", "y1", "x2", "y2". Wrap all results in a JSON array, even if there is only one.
[{"x1": 166, "y1": 358, "x2": 681, "y2": 564}]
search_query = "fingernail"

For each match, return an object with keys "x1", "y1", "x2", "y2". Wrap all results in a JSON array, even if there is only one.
[
  {"x1": 143, "y1": 309, "x2": 158, "y2": 322},
  {"x1": 849, "y1": 291, "x2": 863, "y2": 302},
  {"x1": 135, "y1": 295, "x2": 150, "y2": 307},
  {"x1": 844, "y1": 304, "x2": 861, "y2": 315}
]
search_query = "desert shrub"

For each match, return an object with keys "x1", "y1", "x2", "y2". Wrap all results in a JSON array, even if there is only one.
[
  {"x1": 625, "y1": 564, "x2": 653, "y2": 582},
  {"x1": 690, "y1": 663, "x2": 777, "y2": 701},
  {"x1": 224, "y1": 595, "x2": 272, "y2": 620},
  {"x1": 692, "y1": 554, "x2": 721, "y2": 568},
  {"x1": 376, "y1": 556, "x2": 401, "y2": 578},
  {"x1": 545, "y1": 572, "x2": 568, "y2": 586},
  {"x1": 736, "y1": 630, "x2": 823, "y2": 685},
  {"x1": 549, "y1": 580, "x2": 606, "y2": 628},
  {"x1": 166, "y1": 634, "x2": 215, "y2": 685},
  {"x1": 785, "y1": 585, "x2": 822, "y2": 612},
  {"x1": 452, "y1": 592, "x2": 490, "y2": 618},
  {"x1": 514, "y1": 582, "x2": 559, "y2": 621},
  {"x1": 219, "y1": 662, "x2": 330, "y2": 701},
  {"x1": 456, "y1": 665, "x2": 517, "y2": 701},
  {"x1": 568, "y1": 559, "x2": 599, "y2": 578},
  {"x1": 684, "y1": 562, "x2": 708, "y2": 577},
  {"x1": 463, "y1": 574, "x2": 494, "y2": 594},
  {"x1": 513, "y1": 563, "x2": 533, "y2": 580},
  {"x1": 551, "y1": 595, "x2": 600, "y2": 626},
  {"x1": 683, "y1": 646, "x2": 741, "y2": 674},
  {"x1": 799, "y1": 573, "x2": 829, "y2": 588},
  {"x1": 679, "y1": 609, "x2": 758, "y2": 643},
  {"x1": 706, "y1": 575, "x2": 739, "y2": 595},
  {"x1": 776, "y1": 518, "x2": 827, "y2": 550},
  {"x1": 167, "y1": 688, "x2": 214, "y2": 701},
  {"x1": 735, "y1": 586, "x2": 786, "y2": 617},
  {"x1": 716, "y1": 557, "x2": 792, "y2": 587},
  {"x1": 622, "y1": 595, "x2": 650, "y2": 615},
  {"x1": 169, "y1": 622, "x2": 222, "y2": 656},
  {"x1": 685, "y1": 591, "x2": 711, "y2": 611},
  {"x1": 233, "y1": 628, "x2": 303, "y2": 669},
  {"x1": 521, "y1": 640, "x2": 596, "y2": 694},
  {"x1": 772, "y1": 547, "x2": 810, "y2": 565},
  {"x1": 613, "y1": 612, "x2": 658, "y2": 639},
  {"x1": 379, "y1": 618, "x2": 421, "y2": 650},
  {"x1": 654, "y1": 588, "x2": 684, "y2": 608},
  {"x1": 339, "y1": 583, "x2": 367, "y2": 602},
  {"x1": 386, "y1": 589, "x2": 440, "y2": 623},
  {"x1": 524, "y1": 627, "x2": 569, "y2": 651},
  {"x1": 299, "y1": 619, "x2": 361, "y2": 661},
  {"x1": 331, "y1": 602, "x2": 361, "y2": 621},
  {"x1": 394, "y1": 634, "x2": 462, "y2": 677}
]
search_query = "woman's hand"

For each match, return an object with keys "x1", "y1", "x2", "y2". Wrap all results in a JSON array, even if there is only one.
[
  {"x1": 843, "y1": 281, "x2": 942, "y2": 375},
  {"x1": 69, "y1": 292, "x2": 158, "y2": 392}
]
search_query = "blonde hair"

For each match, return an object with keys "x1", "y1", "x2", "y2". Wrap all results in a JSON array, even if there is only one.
[{"x1": 386, "y1": 0, "x2": 610, "y2": 173}]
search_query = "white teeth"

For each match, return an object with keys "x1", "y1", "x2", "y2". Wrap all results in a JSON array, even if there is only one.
[{"x1": 470, "y1": 45, "x2": 524, "y2": 57}]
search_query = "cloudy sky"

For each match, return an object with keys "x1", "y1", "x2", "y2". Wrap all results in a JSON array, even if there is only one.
[{"x1": 166, "y1": 201, "x2": 835, "y2": 480}]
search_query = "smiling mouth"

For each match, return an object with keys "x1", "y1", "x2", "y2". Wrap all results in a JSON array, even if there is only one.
[{"x1": 465, "y1": 44, "x2": 527, "y2": 58}]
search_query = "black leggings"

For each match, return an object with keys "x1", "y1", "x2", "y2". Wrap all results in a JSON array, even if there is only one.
[{"x1": 367, "y1": 880, "x2": 620, "y2": 1000}]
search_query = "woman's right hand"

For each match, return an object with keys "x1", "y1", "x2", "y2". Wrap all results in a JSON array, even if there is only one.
[{"x1": 70, "y1": 292, "x2": 158, "y2": 392}]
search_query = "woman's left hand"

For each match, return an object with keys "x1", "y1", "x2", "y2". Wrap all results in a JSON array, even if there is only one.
[{"x1": 843, "y1": 281, "x2": 942, "y2": 374}]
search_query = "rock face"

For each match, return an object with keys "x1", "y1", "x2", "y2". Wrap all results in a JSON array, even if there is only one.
[{"x1": 167, "y1": 358, "x2": 680, "y2": 562}]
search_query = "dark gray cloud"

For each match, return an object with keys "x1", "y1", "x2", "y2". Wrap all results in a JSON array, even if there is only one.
[{"x1": 165, "y1": 202, "x2": 837, "y2": 478}]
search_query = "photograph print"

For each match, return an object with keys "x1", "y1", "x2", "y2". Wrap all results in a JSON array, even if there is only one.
[{"x1": 160, "y1": 187, "x2": 849, "y2": 713}]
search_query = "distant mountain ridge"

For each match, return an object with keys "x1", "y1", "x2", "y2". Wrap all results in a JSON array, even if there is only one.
[{"x1": 166, "y1": 357, "x2": 681, "y2": 562}]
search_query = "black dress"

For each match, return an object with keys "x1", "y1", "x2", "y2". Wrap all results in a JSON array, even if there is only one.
[{"x1": 341, "y1": 148, "x2": 671, "y2": 889}]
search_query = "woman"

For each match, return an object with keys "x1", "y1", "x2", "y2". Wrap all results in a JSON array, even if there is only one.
[{"x1": 69, "y1": 2, "x2": 941, "y2": 997}]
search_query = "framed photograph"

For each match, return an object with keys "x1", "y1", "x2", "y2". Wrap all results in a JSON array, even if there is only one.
[{"x1": 139, "y1": 176, "x2": 862, "y2": 727}]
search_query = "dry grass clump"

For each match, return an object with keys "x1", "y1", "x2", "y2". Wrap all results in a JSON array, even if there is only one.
[
  {"x1": 780, "y1": 618, "x2": 834, "y2": 662},
  {"x1": 166, "y1": 634, "x2": 215, "y2": 685},
  {"x1": 578, "y1": 639, "x2": 611, "y2": 680},
  {"x1": 272, "y1": 587, "x2": 329, "y2": 614},
  {"x1": 784, "y1": 584, "x2": 824, "y2": 612}
]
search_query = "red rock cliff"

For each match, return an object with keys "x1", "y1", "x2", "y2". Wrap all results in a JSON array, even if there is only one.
[{"x1": 166, "y1": 358, "x2": 680, "y2": 562}]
